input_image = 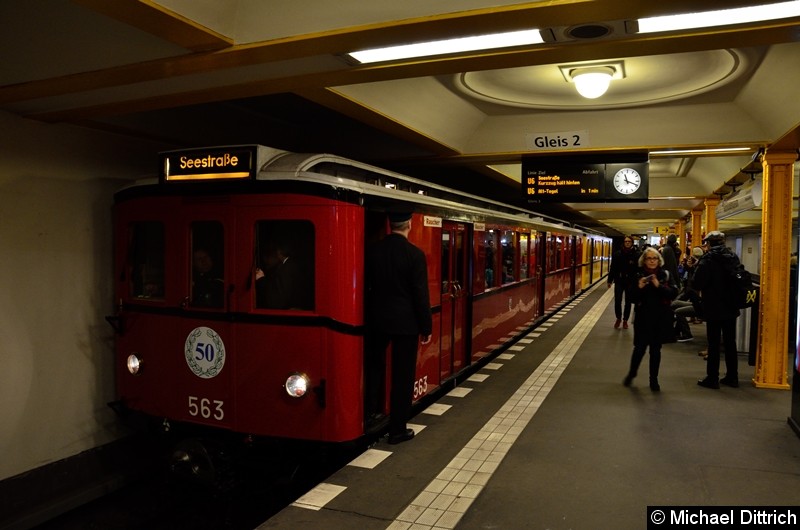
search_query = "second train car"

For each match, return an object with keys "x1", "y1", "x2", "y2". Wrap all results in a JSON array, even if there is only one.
[{"x1": 110, "y1": 145, "x2": 611, "y2": 450}]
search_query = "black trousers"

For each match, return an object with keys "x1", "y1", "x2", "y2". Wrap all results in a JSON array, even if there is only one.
[
  {"x1": 705, "y1": 318, "x2": 738, "y2": 380},
  {"x1": 614, "y1": 281, "x2": 632, "y2": 321},
  {"x1": 672, "y1": 300, "x2": 695, "y2": 338},
  {"x1": 366, "y1": 332, "x2": 419, "y2": 435},
  {"x1": 628, "y1": 340, "x2": 662, "y2": 380}
]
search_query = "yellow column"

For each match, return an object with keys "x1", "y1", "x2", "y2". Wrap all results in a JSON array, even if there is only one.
[
  {"x1": 677, "y1": 219, "x2": 686, "y2": 259},
  {"x1": 754, "y1": 150, "x2": 795, "y2": 389},
  {"x1": 704, "y1": 198, "x2": 719, "y2": 233},
  {"x1": 691, "y1": 210, "x2": 703, "y2": 248}
]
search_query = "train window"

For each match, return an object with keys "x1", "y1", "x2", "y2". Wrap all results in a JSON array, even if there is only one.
[
  {"x1": 254, "y1": 220, "x2": 315, "y2": 310},
  {"x1": 549, "y1": 235, "x2": 564, "y2": 271},
  {"x1": 190, "y1": 221, "x2": 225, "y2": 308},
  {"x1": 501, "y1": 230, "x2": 516, "y2": 284},
  {"x1": 129, "y1": 221, "x2": 164, "y2": 299},
  {"x1": 484, "y1": 231, "x2": 497, "y2": 289},
  {"x1": 519, "y1": 234, "x2": 529, "y2": 280},
  {"x1": 441, "y1": 231, "x2": 451, "y2": 295}
]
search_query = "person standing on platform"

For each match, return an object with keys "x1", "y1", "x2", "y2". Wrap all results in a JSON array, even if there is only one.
[
  {"x1": 365, "y1": 212, "x2": 433, "y2": 444},
  {"x1": 661, "y1": 234, "x2": 682, "y2": 290},
  {"x1": 623, "y1": 246, "x2": 678, "y2": 392},
  {"x1": 693, "y1": 231, "x2": 741, "y2": 389},
  {"x1": 607, "y1": 236, "x2": 640, "y2": 329}
]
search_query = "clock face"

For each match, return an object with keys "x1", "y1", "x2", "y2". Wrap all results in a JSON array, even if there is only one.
[{"x1": 613, "y1": 168, "x2": 641, "y2": 195}]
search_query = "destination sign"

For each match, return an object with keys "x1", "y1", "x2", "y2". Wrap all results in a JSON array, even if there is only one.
[
  {"x1": 524, "y1": 163, "x2": 605, "y2": 200},
  {"x1": 160, "y1": 146, "x2": 257, "y2": 182},
  {"x1": 522, "y1": 154, "x2": 648, "y2": 203}
]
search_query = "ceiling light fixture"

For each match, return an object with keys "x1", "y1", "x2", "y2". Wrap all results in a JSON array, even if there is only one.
[
  {"x1": 637, "y1": 1, "x2": 800, "y2": 33},
  {"x1": 559, "y1": 62, "x2": 625, "y2": 99},
  {"x1": 347, "y1": 29, "x2": 544, "y2": 64},
  {"x1": 571, "y1": 67, "x2": 615, "y2": 99},
  {"x1": 649, "y1": 147, "x2": 752, "y2": 155}
]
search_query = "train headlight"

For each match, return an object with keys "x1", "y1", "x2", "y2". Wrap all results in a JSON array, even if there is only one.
[
  {"x1": 285, "y1": 373, "x2": 310, "y2": 397},
  {"x1": 127, "y1": 354, "x2": 143, "y2": 375}
]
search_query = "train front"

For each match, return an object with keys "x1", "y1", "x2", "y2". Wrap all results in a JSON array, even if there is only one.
[{"x1": 109, "y1": 146, "x2": 367, "y2": 450}]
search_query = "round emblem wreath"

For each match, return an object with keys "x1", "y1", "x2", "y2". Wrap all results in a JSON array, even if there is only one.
[{"x1": 184, "y1": 327, "x2": 226, "y2": 379}]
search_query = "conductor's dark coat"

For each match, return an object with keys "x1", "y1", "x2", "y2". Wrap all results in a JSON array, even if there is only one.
[{"x1": 366, "y1": 233, "x2": 432, "y2": 337}]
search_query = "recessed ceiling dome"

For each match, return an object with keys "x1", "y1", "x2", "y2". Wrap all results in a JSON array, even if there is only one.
[{"x1": 455, "y1": 49, "x2": 749, "y2": 110}]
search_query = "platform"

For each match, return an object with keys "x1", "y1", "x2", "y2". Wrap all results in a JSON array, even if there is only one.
[{"x1": 259, "y1": 283, "x2": 800, "y2": 529}]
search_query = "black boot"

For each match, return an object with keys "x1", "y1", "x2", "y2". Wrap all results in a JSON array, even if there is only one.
[
  {"x1": 697, "y1": 377, "x2": 720, "y2": 389},
  {"x1": 650, "y1": 378, "x2": 660, "y2": 392},
  {"x1": 623, "y1": 374, "x2": 634, "y2": 387}
]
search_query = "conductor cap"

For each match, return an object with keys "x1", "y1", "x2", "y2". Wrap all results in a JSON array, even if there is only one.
[{"x1": 388, "y1": 212, "x2": 412, "y2": 224}]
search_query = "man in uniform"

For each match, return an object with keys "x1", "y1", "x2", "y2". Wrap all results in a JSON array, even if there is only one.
[{"x1": 365, "y1": 212, "x2": 433, "y2": 444}]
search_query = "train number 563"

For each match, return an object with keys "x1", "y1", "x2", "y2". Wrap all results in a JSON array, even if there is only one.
[
  {"x1": 188, "y1": 396, "x2": 224, "y2": 420},
  {"x1": 413, "y1": 376, "x2": 429, "y2": 399}
]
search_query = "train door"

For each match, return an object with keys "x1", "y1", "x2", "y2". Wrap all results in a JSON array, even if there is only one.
[
  {"x1": 440, "y1": 221, "x2": 469, "y2": 379},
  {"x1": 180, "y1": 213, "x2": 235, "y2": 429}
]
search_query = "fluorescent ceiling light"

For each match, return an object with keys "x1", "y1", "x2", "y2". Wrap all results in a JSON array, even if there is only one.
[
  {"x1": 638, "y1": 1, "x2": 800, "y2": 33},
  {"x1": 650, "y1": 147, "x2": 752, "y2": 155},
  {"x1": 348, "y1": 29, "x2": 543, "y2": 64}
]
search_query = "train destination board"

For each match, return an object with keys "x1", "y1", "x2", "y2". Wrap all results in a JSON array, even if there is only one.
[
  {"x1": 522, "y1": 155, "x2": 648, "y2": 203},
  {"x1": 160, "y1": 145, "x2": 258, "y2": 182}
]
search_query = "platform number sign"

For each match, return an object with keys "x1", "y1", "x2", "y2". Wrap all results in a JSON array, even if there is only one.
[{"x1": 185, "y1": 326, "x2": 226, "y2": 378}]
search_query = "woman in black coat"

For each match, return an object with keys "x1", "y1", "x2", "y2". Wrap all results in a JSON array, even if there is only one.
[{"x1": 623, "y1": 246, "x2": 678, "y2": 391}]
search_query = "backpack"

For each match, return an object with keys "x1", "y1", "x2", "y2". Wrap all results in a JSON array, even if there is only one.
[{"x1": 728, "y1": 262, "x2": 758, "y2": 309}]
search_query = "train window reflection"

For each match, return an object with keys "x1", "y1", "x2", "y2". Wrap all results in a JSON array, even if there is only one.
[
  {"x1": 484, "y1": 231, "x2": 497, "y2": 289},
  {"x1": 129, "y1": 221, "x2": 164, "y2": 299},
  {"x1": 519, "y1": 234, "x2": 529, "y2": 280},
  {"x1": 255, "y1": 220, "x2": 315, "y2": 310},
  {"x1": 441, "y1": 232, "x2": 451, "y2": 295},
  {"x1": 501, "y1": 230, "x2": 516, "y2": 284},
  {"x1": 191, "y1": 221, "x2": 225, "y2": 308}
]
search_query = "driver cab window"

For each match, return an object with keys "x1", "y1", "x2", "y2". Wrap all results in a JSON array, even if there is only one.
[
  {"x1": 129, "y1": 221, "x2": 164, "y2": 299},
  {"x1": 191, "y1": 222, "x2": 225, "y2": 308},
  {"x1": 254, "y1": 220, "x2": 315, "y2": 310}
]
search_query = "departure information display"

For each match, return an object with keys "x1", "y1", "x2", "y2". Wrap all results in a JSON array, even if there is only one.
[{"x1": 522, "y1": 154, "x2": 649, "y2": 203}]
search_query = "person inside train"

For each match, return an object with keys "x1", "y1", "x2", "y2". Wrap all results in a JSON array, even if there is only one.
[
  {"x1": 365, "y1": 211, "x2": 432, "y2": 445},
  {"x1": 485, "y1": 238, "x2": 496, "y2": 288},
  {"x1": 607, "y1": 235, "x2": 640, "y2": 329},
  {"x1": 255, "y1": 239, "x2": 311, "y2": 310},
  {"x1": 623, "y1": 246, "x2": 679, "y2": 392},
  {"x1": 191, "y1": 248, "x2": 225, "y2": 307}
]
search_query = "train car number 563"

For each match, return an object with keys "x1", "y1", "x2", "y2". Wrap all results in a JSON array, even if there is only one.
[
  {"x1": 188, "y1": 396, "x2": 224, "y2": 420},
  {"x1": 413, "y1": 376, "x2": 429, "y2": 399}
]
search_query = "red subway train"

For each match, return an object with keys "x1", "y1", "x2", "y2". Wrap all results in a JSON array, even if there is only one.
[{"x1": 109, "y1": 145, "x2": 611, "y2": 450}]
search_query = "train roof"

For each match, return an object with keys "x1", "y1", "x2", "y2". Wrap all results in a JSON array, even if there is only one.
[
  {"x1": 259, "y1": 148, "x2": 598, "y2": 236},
  {"x1": 124, "y1": 145, "x2": 605, "y2": 237}
]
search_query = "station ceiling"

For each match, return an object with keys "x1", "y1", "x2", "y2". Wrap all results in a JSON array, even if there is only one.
[{"x1": 2, "y1": 0, "x2": 800, "y2": 239}]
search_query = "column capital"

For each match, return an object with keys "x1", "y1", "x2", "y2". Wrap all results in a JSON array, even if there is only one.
[{"x1": 763, "y1": 150, "x2": 798, "y2": 166}]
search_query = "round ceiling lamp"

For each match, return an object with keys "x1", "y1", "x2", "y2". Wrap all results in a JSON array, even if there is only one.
[{"x1": 570, "y1": 66, "x2": 615, "y2": 99}]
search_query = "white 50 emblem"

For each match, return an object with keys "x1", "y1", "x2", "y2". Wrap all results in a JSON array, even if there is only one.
[{"x1": 185, "y1": 327, "x2": 226, "y2": 378}]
